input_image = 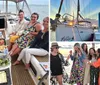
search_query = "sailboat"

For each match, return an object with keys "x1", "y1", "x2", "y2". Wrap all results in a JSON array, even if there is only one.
[
  {"x1": 0, "y1": 0, "x2": 49, "y2": 85},
  {"x1": 51, "y1": 0, "x2": 94, "y2": 41}
]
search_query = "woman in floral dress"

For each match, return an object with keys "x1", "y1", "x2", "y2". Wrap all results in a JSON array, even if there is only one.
[
  {"x1": 69, "y1": 43, "x2": 86, "y2": 85},
  {"x1": 9, "y1": 12, "x2": 42, "y2": 56}
]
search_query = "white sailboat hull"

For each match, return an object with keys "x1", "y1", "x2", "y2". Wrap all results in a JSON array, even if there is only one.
[{"x1": 56, "y1": 24, "x2": 94, "y2": 41}]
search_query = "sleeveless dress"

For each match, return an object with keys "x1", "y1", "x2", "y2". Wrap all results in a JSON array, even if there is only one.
[
  {"x1": 16, "y1": 22, "x2": 39, "y2": 49},
  {"x1": 69, "y1": 55, "x2": 85, "y2": 85}
]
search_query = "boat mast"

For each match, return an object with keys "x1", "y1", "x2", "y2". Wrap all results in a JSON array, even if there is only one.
[
  {"x1": 55, "y1": 0, "x2": 64, "y2": 19},
  {"x1": 77, "y1": 0, "x2": 80, "y2": 25},
  {"x1": 24, "y1": 0, "x2": 31, "y2": 15},
  {"x1": 77, "y1": 0, "x2": 84, "y2": 24},
  {"x1": 58, "y1": 0, "x2": 64, "y2": 14},
  {"x1": 6, "y1": 0, "x2": 8, "y2": 13},
  {"x1": 3, "y1": 0, "x2": 4, "y2": 12}
]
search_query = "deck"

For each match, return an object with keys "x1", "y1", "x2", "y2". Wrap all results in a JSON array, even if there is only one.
[
  {"x1": 11, "y1": 55, "x2": 35, "y2": 85},
  {"x1": 11, "y1": 54, "x2": 49, "y2": 85}
]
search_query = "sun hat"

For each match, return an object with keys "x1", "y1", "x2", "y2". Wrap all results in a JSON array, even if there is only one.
[{"x1": 51, "y1": 42, "x2": 60, "y2": 48}]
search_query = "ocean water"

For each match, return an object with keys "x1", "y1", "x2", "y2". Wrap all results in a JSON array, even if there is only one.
[{"x1": 0, "y1": 5, "x2": 49, "y2": 22}]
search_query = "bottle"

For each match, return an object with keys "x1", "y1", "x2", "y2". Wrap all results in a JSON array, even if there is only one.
[
  {"x1": 4, "y1": 47, "x2": 8, "y2": 55},
  {"x1": 0, "y1": 32, "x2": 3, "y2": 38}
]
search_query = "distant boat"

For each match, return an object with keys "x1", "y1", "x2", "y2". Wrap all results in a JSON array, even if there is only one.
[{"x1": 51, "y1": 0, "x2": 95, "y2": 41}]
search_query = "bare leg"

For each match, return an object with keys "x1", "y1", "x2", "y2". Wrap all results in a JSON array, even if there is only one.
[
  {"x1": 25, "y1": 63, "x2": 30, "y2": 70},
  {"x1": 56, "y1": 75, "x2": 63, "y2": 85},
  {"x1": 10, "y1": 44, "x2": 18, "y2": 52},
  {"x1": 8, "y1": 43, "x2": 14, "y2": 51},
  {"x1": 11, "y1": 47, "x2": 22, "y2": 56},
  {"x1": 13, "y1": 48, "x2": 28, "y2": 65}
]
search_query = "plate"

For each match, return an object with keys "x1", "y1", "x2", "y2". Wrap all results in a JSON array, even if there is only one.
[{"x1": 0, "y1": 58, "x2": 11, "y2": 70}]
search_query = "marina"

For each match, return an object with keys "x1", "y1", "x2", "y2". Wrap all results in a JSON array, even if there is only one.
[{"x1": 50, "y1": 0, "x2": 100, "y2": 41}]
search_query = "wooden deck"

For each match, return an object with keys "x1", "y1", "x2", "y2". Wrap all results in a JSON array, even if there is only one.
[
  {"x1": 11, "y1": 55, "x2": 35, "y2": 85},
  {"x1": 11, "y1": 54, "x2": 49, "y2": 85}
]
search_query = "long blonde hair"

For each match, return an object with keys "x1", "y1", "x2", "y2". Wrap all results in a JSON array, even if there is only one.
[{"x1": 74, "y1": 43, "x2": 83, "y2": 57}]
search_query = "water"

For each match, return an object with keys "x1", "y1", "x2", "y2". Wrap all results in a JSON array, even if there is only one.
[{"x1": 0, "y1": 5, "x2": 49, "y2": 22}]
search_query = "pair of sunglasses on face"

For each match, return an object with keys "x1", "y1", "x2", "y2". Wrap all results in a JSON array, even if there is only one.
[{"x1": 53, "y1": 46, "x2": 59, "y2": 49}]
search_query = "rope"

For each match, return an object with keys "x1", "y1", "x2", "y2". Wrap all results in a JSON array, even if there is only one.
[{"x1": 75, "y1": 26, "x2": 83, "y2": 41}]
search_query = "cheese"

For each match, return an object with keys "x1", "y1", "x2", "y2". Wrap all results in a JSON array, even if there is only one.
[{"x1": 0, "y1": 71, "x2": 7, "y2": 83}]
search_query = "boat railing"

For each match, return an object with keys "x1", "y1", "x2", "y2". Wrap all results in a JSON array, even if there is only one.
[
  {"x1": 74, "y1": 20, "x2": 92, "y2": 28},
  {"x1": 58, "y1": 13, "x2": 74, "y2": 25}
]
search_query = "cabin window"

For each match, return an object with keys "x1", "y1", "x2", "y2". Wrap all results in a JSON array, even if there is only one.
[{"x1": 0, "y1": 18, "x2": 5, "y2": 28}]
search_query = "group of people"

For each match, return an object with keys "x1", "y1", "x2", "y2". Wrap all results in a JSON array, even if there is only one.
[
  {"x1": 50, "y1": 42, "x2": 100, "y2": 85},
  {"x1": 68, "y1": 43, "x2": 100, "y2": 85},
  {"x1": 7, "y1": 10, "x2": 49, "y2": 69}
]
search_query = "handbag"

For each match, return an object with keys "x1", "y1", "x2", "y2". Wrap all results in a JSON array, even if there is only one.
[{"x1": 9, "y1": 35, "x2": 19, "y2": 43}]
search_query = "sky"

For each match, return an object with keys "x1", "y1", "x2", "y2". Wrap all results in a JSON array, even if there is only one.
[
  {"x1": 0, "y1": 0, "x2": 49, "y2": 5},
  {"x1": 50, "y1": 0, "x2": 100, "y2": 20},
  {"x1": 25, "y1": 0, "x2": 48, "y2": 5}
]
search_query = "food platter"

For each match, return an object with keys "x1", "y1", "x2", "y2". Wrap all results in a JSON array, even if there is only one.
[
  {"x1": 0, "y1": 54, "x2": 11, "y2": 70},
  {"x1": 0, "y1": 53, "x2": 11, "y2": 85}
]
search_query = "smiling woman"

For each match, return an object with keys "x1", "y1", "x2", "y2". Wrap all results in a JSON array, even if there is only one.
[{"x1": 50, "y1": 42, "x2": 100, "y2": 85}]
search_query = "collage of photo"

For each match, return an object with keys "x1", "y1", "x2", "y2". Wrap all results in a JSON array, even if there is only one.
[{"x1": 0, "y1": 0, "x2": 100, "y2": 85}]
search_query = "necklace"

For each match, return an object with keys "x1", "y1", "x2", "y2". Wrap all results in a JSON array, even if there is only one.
[{"x1": 41, "y1": 32, "x2": 45, "y2": 39}]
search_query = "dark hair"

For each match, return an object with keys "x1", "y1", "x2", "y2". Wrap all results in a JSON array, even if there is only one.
[
  {"x1": 88, "y1": 48, "x2": 96, "y2": 60},
  {"x1": 0, "y1": 38, "x2": 6, "y2": 45},
  {"x1": 18, "y1": 9, "x2": 24, "y2": 14},
  {"x1": 97, "y1": 48, "x2": 100, "y2": 59},
  {"x1": 31, "y1": 12, "x2": 39, "y2": 20},
  {"x1": 81, "y1": 43, "x2": 88, "y2": 54}
]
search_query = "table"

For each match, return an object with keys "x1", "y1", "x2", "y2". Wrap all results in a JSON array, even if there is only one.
[{"x1": 0, "y1": 53, "x2": 12, "y2": 85}]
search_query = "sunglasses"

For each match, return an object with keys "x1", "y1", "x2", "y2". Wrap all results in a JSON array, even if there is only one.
[{"x1": 53, "y1": 47, "x2": 59, "y2": 49}]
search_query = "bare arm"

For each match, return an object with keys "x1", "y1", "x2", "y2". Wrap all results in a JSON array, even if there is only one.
[{"x1": 29, "y1": 23, "x2": 42, "y2": 36}]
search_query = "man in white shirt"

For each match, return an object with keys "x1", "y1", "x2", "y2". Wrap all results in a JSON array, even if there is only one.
[
  {"x1": 8, "y1": 10, "x2": 28, "y2": 51},
  {"x1": 11, "y1": 10, "x2": 28, "y2": 36}
]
